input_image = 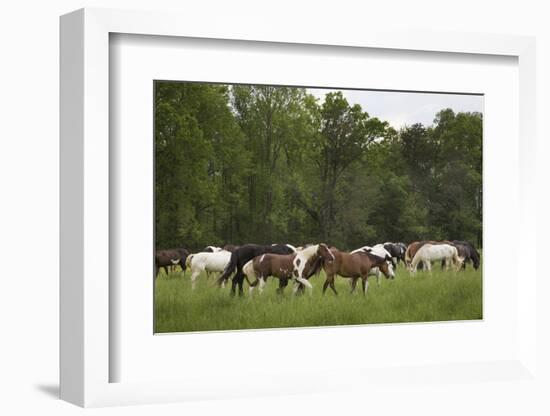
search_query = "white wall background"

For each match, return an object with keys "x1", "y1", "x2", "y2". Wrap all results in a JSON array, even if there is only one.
[{"x1": 1, "y1": 0, "x2": 548, "y2": 415}]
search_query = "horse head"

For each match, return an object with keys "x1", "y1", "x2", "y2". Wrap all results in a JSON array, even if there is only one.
[
  {"x1": 367, "y1": 253, "x2": 395, "y2": 279},
  {"x1": 382, "y1": 254, "x2": 396, "y2": 279},
  {"x1": 318, "y1": 243, "x2": 335, "y2": 263}
]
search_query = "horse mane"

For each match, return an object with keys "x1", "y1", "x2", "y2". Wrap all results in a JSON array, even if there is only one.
[{"x1": 296, "y1": 244, "x2": 319, "y2": 261}]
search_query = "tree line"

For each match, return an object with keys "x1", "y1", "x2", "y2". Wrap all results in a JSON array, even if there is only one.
[{"x1": 155, "y1": 82, "x2": 482, "y2": 251}]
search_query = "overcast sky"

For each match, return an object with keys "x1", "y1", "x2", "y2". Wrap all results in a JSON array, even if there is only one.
[{"x1": 307, "y1": 88, "x2": 483, "y2": 130}]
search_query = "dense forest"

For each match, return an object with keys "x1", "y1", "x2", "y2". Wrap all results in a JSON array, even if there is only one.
[{"x1": 155, "y1": 82, "x2": 482, "y2": 251}]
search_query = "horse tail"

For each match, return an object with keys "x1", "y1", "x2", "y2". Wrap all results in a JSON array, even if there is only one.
[
  {"x1": 242, "y1": 259, "x2": 257, "y2": 286},
  {"x1": 217, "y1": 250, "x2": 238, "y2": 283},
  {"x1": 185, "y1": 254, "x2": 194, "y2": 269},
  {"x1": 452, "y1": 247, "x2": 463, "y2": 268},
  {"x1": 180, "y1": 254, "x2": 189, "y2": 271}
]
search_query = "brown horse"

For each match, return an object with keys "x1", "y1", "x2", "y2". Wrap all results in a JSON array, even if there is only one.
[
  {"x1": 244, "y1": 244, "x2": 333, "y2": 295},
  {"x1": 322, "y1": 248, "x2": 394, "y2": 295},
  {"x1": 154, "y1": 248, "x2": 189, "y2": 279}
]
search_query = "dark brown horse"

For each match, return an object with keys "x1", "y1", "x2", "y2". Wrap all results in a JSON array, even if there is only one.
[
  {"x1": 244, "y1": 244, "x2": 332, "y2": 295},
  {"x1": 322, "y1": 248, "x2": 394, "y2": 295},
  {"x1": 216, "y1": 243, "x2": 297, "y2": 296},
  {"x1": 154, "y1": 248, "x2": 189, "y2": 279}
]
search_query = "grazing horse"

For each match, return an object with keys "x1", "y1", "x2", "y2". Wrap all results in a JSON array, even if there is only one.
[
  {"x1": 381, "y1": 242, "x2": 407, "y2": 266},
  {"x1": 244, "y1": 244, "x2": 333, "y2": 295},
  {"x1": 200, "y1": 246, "x2": 224, "y2": 279},
  {"x1": 154, "y1": 248, "x2": 189, "y2": 279},
  {"x1": 351, "y1": 245, "x2": 396, "y2": 286},
  {"x1": 404, "y1": 240, "x2": 453, "y2": 268},
  {"x1": 216, "y1": 244, "x2": 297, "y2": 296},
  {"x1": 451, "y1": 240, "x2": 480, "y2": 270},
  {"x1": 187, "y1": 250, "x2": 232, "y2": 289},
  {"x1": 409, "y1": 243, "x2": 464, "y2": 274},
  {"x1": 322, "y1": 248, "x2": 395, "y2": 296}
]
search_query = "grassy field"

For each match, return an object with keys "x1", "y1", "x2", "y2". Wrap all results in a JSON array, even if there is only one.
[{"x1": 154, "y1": 264, "x2": 483, "y2": 333}]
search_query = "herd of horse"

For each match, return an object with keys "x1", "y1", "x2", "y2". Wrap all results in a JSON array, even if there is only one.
[{"x1": 155, "y1": 240, "x2": 481, "y2": 297}]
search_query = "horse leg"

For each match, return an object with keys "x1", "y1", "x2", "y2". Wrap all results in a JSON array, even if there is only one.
[
  {"x1": 322, "y1": 274, "x2": 334, "y2": 295},
  {"x1": 230, "y1": 275, "x2": 238, "y2": 297},
  {"x1": 258, "y1": 277, "x2": 267, "y2": 294},
  {"x1": 234, "y1": 270, "x2": 245, "y2": 297},
  {"x1": 329, "y1": 279, "x2": 338, "y2": 295},
  {"x1": 296, "y1": 277, "x2": 313, "y2": 294},
  {"x1": 190, "y1": 270, "x2": 200, "y2": 290},
  {"x1": 163, "y1": 266, "x2": 169, "y2": 276},
  {"x1": 425, "y1": 261, "x2": 432, "y2": 274},
  {"x1": 361, "y1": 276, "x2": 369, "y2": 296},
  {"x1": 350, "y1": 278, "x2": 358, "y2": 294},
  {"x1": 322, "y1": 279, "x2": 330, "y2": 295},
  {"x1": 292, "y1": 280, "x2": 300, "y2": 295},
  {"x1": 154, "y1": 264, "x2": 159, "y2": 280},
  {"x1": 277, "y1": 278, "x2": 288, "y2": 295}
]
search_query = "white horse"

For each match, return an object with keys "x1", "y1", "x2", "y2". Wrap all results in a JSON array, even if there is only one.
[
  {"x1": 409, "y1": 243, "x2": 463, "y2": 274},
  {"x1": 187, "y1": 250, "x2": 232, "y2": 289},
  {"x1": 351, "y1": 245, "x2": 396, "y2": 285}
]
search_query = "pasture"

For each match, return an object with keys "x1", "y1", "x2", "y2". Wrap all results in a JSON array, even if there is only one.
[{"x1": 154, "y1": 264, "x2": 482, "y2": 333}]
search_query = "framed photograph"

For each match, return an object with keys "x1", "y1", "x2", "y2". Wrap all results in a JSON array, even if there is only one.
[{"x1": 60, "y1": 8, "x2": 538, "y2": 408}]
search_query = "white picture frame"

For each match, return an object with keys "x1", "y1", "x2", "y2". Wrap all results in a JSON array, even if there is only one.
[{"x1": 60, "y1": 7, "x2": 538, "y2": 408}]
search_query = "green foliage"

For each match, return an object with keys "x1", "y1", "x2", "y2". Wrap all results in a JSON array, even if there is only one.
[{"x1": 155, "y1": 82, "x2": 482, "y2": 250}]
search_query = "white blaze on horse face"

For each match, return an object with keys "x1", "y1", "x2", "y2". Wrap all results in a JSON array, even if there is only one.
[
  {"x1": 259, "y1": 254, "x2": 265, "y2": 263},
  {"x1": 324, "y1": 245, "x2": 335, "y2": 261}
]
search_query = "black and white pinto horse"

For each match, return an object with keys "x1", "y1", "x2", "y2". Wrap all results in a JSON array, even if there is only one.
[
  {"x1": 216, "y1": 243, "x2": 297, "y2": 296},
  {"x1": 381, "y1": 242, "x2": 407, "y2": 266}
]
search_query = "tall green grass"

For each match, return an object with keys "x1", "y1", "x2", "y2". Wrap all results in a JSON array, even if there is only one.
[{"x1": 154, "y1": 266, "x2": 482, "y2": 333}]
